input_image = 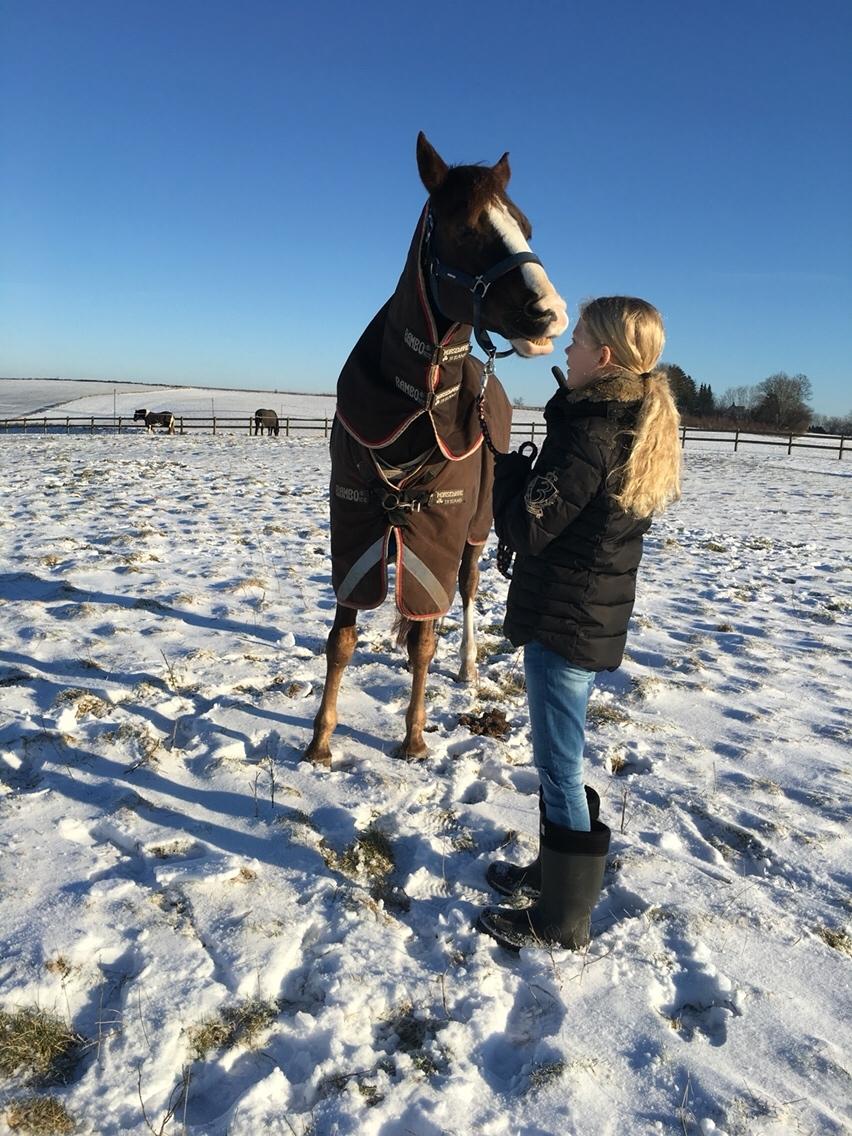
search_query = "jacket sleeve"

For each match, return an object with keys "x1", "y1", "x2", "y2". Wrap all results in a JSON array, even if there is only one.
[{"x1": 493, "y1": 429, "x2": 605, "y2": 556}]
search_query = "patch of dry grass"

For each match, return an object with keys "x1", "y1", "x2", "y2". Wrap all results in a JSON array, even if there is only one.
[
  {"x1": 817, "y1": 926, "x2": 852, "y2": 955},
  {"x1": 187, "y1": 998, "x2": 278, "y2": 1060},
  {"x1": 587, "y1": 700, "x2": 630, "y2": 728},
  {"x1": 5, "y1": 1095, "x2": 75, "y2": 1134},
  {"x1": 330, "y1": 825, "x2": 396, "y2": 884},
  {"x1": 43, "y1": 959, "x2": 73, "y2": 980},
  {"x1": 53, "y1": 689, "x2": 110, "y2": 720},
  {"x1": 526, "y1": 1059, "x2": 566, "y2": 1094},
  {"x1": 0, "y1": 1007, "x2": 85, "y2": 1084}
]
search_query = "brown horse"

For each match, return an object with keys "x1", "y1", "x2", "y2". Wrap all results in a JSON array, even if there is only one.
[
  {"x1": 254, "y1": 408, "x2": 280, "y2": 436},
  {"x1": 305, "y1": 133, "x2": 567, "y2": 767}
]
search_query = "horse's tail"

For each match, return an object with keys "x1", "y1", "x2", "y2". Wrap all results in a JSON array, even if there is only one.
[{"x1": 392, "y1": 614, "x2": 414, "y2": 648}]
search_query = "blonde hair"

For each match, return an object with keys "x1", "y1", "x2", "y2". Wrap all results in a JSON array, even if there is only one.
[{"x1": 580, "y1": 296, "x2": 681, "y2": 518}]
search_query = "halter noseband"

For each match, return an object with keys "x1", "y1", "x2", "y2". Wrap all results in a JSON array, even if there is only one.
[{"x1": 423, "y1": 208, "x2": 543, "y2": 375}]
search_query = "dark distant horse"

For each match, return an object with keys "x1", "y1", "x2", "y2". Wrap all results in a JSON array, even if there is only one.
[
  {"x1": 305, "y1": 133, "x2": 567, "y2": 767},
  {"x1": 254, "y1": 408, "x2": 280, "y2": 436},
  {"x1": 134, "y1": 408, "x2": 176, "y2": 434}
]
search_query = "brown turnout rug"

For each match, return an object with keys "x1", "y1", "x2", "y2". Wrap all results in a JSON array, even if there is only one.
[{"x1": 330, "y1": 207, "x2": 511, "y2": 619}]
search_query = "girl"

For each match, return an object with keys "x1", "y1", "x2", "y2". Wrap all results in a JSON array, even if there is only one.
[{"x1": 477, "y1": 296, "x2": 681, "y2": 951}]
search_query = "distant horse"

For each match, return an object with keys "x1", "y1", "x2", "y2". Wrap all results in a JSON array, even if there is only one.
[
  {"x1": 134, "y1": 409, "x2": 176, "y2": 434},
  {"x1": 305, "y1": 133, "x2": 567, "y2": 767},
  {"x1": 254, "y1": 408, "x2": 280, "y2": 436}
]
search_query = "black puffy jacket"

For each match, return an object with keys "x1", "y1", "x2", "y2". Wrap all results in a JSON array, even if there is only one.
[{"x1": 493, "y1": 371, "x2": 652, "y2": 671}]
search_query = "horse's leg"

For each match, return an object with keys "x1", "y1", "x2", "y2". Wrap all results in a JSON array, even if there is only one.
[
  {"x1": 457, "y1": 541, "x2": 481, "y2": 685},
  {"x1": 305, "y1": 604, "x2": 358, "y2": 768},
  {"x1": 397, "y1": 618, "x2": 436, "y2": 759}
]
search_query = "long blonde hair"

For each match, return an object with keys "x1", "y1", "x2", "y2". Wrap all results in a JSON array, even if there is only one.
[{"x1": 580, "y1": 296, "x2": 681, "y2": 517}]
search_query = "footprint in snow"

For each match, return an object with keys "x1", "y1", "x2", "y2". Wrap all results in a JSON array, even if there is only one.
[{"x1": 654, "y1": 927, "x2": 743, "y2": 1047}]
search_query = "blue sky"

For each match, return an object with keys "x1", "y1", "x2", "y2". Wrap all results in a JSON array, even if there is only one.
[{"x1": 2, "y1": 0, "x2": 850, "y2": 414}]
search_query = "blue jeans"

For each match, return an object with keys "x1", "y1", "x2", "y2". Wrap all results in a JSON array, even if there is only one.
[{"x1": 524, "y1": 641, "x2": 596, "y2": 831}]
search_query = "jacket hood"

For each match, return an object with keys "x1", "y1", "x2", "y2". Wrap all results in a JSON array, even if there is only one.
[{"x1": 563, "y1": 368, "x2": 646, "y2": 405}]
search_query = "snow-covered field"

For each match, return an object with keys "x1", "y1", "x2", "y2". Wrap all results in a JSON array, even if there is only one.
[
  {"x1": 0, "y1": 379, "x2": 339, "y2": 424},
  {"x1": 0, "y1": 398, "x2": 850, "y2": 1134}
]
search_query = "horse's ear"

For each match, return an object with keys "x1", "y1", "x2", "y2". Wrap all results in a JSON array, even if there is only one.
[
  {"x1": 493, "y1": 151, "x2": 511, "y2": 189},
  {"x1": 417, "y1": 132, "x2": 449, "y2": 194}
]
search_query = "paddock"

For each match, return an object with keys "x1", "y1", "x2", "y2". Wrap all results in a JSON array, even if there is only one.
[{"x1": 0, "y1": 413, "x2": 847, "y2": 458}]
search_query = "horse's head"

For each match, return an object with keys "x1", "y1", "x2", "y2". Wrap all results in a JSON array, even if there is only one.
[
  {"x1": 416, "y1": 133, "x2": 568, "y2": 358},
  {"x1": 133, "y1": 409, "x2": 147, "y2": 421}
]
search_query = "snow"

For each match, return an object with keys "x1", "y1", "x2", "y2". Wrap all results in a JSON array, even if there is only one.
[{"x1": 0, "y1": 381, "x2": 850, "y2": 1136}]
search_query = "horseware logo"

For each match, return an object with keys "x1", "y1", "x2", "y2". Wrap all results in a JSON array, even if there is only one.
[
  {"x1": 524, "y1": 470, "x2": 560, "y2": 518},
  {"x1": 404, "y1": 329, "x2": 436, "y2": 359},
  {"x1": 334, "y1": 484, "x2": 370, "y2": 504},
  {"x1": 394, "y1": 375, "x2": 427, "y2": 405},
  {"x1": 404, "y1": 328, "x2": 471, "y2": 364},
  {"x1": 434, "y1": 489, "x2": 465, "y2": 505},
  {"x1": 432, "y1": 383, "x2": 461, "y2": 407},
  {"x1": 395, "y1": 374, "x2": 462, "y2": 409}
]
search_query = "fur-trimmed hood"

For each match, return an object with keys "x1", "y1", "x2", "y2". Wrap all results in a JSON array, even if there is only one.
[{"x1": 562, "y1": 368, "x2": 647, "y2": 405}]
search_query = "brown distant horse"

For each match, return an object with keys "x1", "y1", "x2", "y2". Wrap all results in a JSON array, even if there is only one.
[
  {"x1": 254, "y1": 408, "x2": 280, "y2": 436},
  {"x1": 305, "y1": 133, "x2": 567, "y2": 767}
]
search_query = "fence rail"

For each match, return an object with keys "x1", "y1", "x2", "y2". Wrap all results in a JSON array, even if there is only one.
[
  {"x1": 509, "y1": 421, "x2": 848, "y2": 460},
  {"x1": 0, "y1": 415, "x2": 333, "y2": 437},
  {"x1": 1, "y1": 414, "x2": 848, "y2": 458}
]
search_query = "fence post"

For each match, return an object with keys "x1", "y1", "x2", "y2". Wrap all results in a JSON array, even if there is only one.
[
  {"x1": 90, "y1": 416, "x2": 94, "y2": 433},
  {"x1": 734, "y1": 429, "x2": 739, "y2": 452},
  {"x1": 285, "y1": 418, "x2": 290, "y2": 437},
  {"x1": 788, "y1": 433, "x2": 793, "y2": 455},
  {"x1": 840, "y1": 435, "x2": 846, "y2": 461},
  {"x1": 324, "y1": 417, "x2": 329, "y2": 438},
  {"x1": 681, "y1": 425, "x2": 686, "y2": 448},
  {"x1": 212, "y1": 417, "x2": 216, "y2": 436}
]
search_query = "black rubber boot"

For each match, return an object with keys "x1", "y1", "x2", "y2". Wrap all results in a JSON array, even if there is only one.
[
  {"x1": 477, "y1": 816, "x2": 610, "y2": 951},
  {"x1": 485, "y1": 786, "x2": 600, "y2": 898}
]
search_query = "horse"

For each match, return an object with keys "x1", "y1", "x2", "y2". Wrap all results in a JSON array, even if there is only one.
[
  {"x1": 134, "y1": 409, "x2": 176, "y2": 434},
  {"x1": 305, "y1": 133, "x2": 567, "y2": 768},
  {"x1": 254, "y1": 408, "x2": 280, "y2": 436}
]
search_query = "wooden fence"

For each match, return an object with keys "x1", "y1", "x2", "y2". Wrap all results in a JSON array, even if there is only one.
[
  {"x1": 509, "y1": 421, "x2": 848, "y2": 460},
  {"x1": 1, "y1": 414, "x2": 848, "y2": 458},
  {"x1": 0, "y1": 415, "x2": 333, "y2": 438}
]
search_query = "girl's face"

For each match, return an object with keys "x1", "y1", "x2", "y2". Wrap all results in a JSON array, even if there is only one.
[{"x1": 564, "y1": 320, "x2": 608, "y2": 389}]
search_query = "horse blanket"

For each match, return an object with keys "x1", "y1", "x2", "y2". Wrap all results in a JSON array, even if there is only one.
[{"x1": 330, "y1": 206, "x2": 512, "y2": 619}]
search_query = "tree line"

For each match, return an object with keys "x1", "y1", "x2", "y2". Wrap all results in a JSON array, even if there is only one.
[{"x1": 661, "y1": 366, "x2": 851, "y2": 435}]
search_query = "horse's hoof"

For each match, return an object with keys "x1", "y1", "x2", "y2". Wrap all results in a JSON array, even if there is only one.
[
  {"x1": 393, "y1": 742, "x2": 429, "y2": 762},
  {"x1": 456, "y1": 666, "x2": 478, "y2": 686},
  {"x1": 303, "y1": 745, "x2": 332, "y2": 770}
]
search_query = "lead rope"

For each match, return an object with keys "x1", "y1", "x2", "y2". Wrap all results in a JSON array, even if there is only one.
[{"x1": 477, "y1": 352, "x2": 538, "y2": 579}]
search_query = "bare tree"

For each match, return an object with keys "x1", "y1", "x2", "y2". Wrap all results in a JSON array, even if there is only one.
[{"x1": 754, "y1": 372, "x2": 812, "y2": 431}]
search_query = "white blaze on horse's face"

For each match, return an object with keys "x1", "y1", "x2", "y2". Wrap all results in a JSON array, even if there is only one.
[{"x1": 486, "y1": 200, "x2": 569, "y2": 357}]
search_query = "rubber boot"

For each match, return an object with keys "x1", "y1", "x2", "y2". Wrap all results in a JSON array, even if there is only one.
[
  {"x1": 485, "y1": 786, "x2": 600, "y2": 899},
  {"x1": 476, "y1": 816, "x2": 610, "y2": 951}
]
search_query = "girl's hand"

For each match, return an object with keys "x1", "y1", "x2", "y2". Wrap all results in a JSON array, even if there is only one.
[{"x1": 494, "y1": 440, "x2": 537, "y2": 481}]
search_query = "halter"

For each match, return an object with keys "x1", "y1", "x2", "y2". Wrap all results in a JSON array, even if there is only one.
[{"x1": 423, "y1": 208, "x2": 543, "y2": 380}]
